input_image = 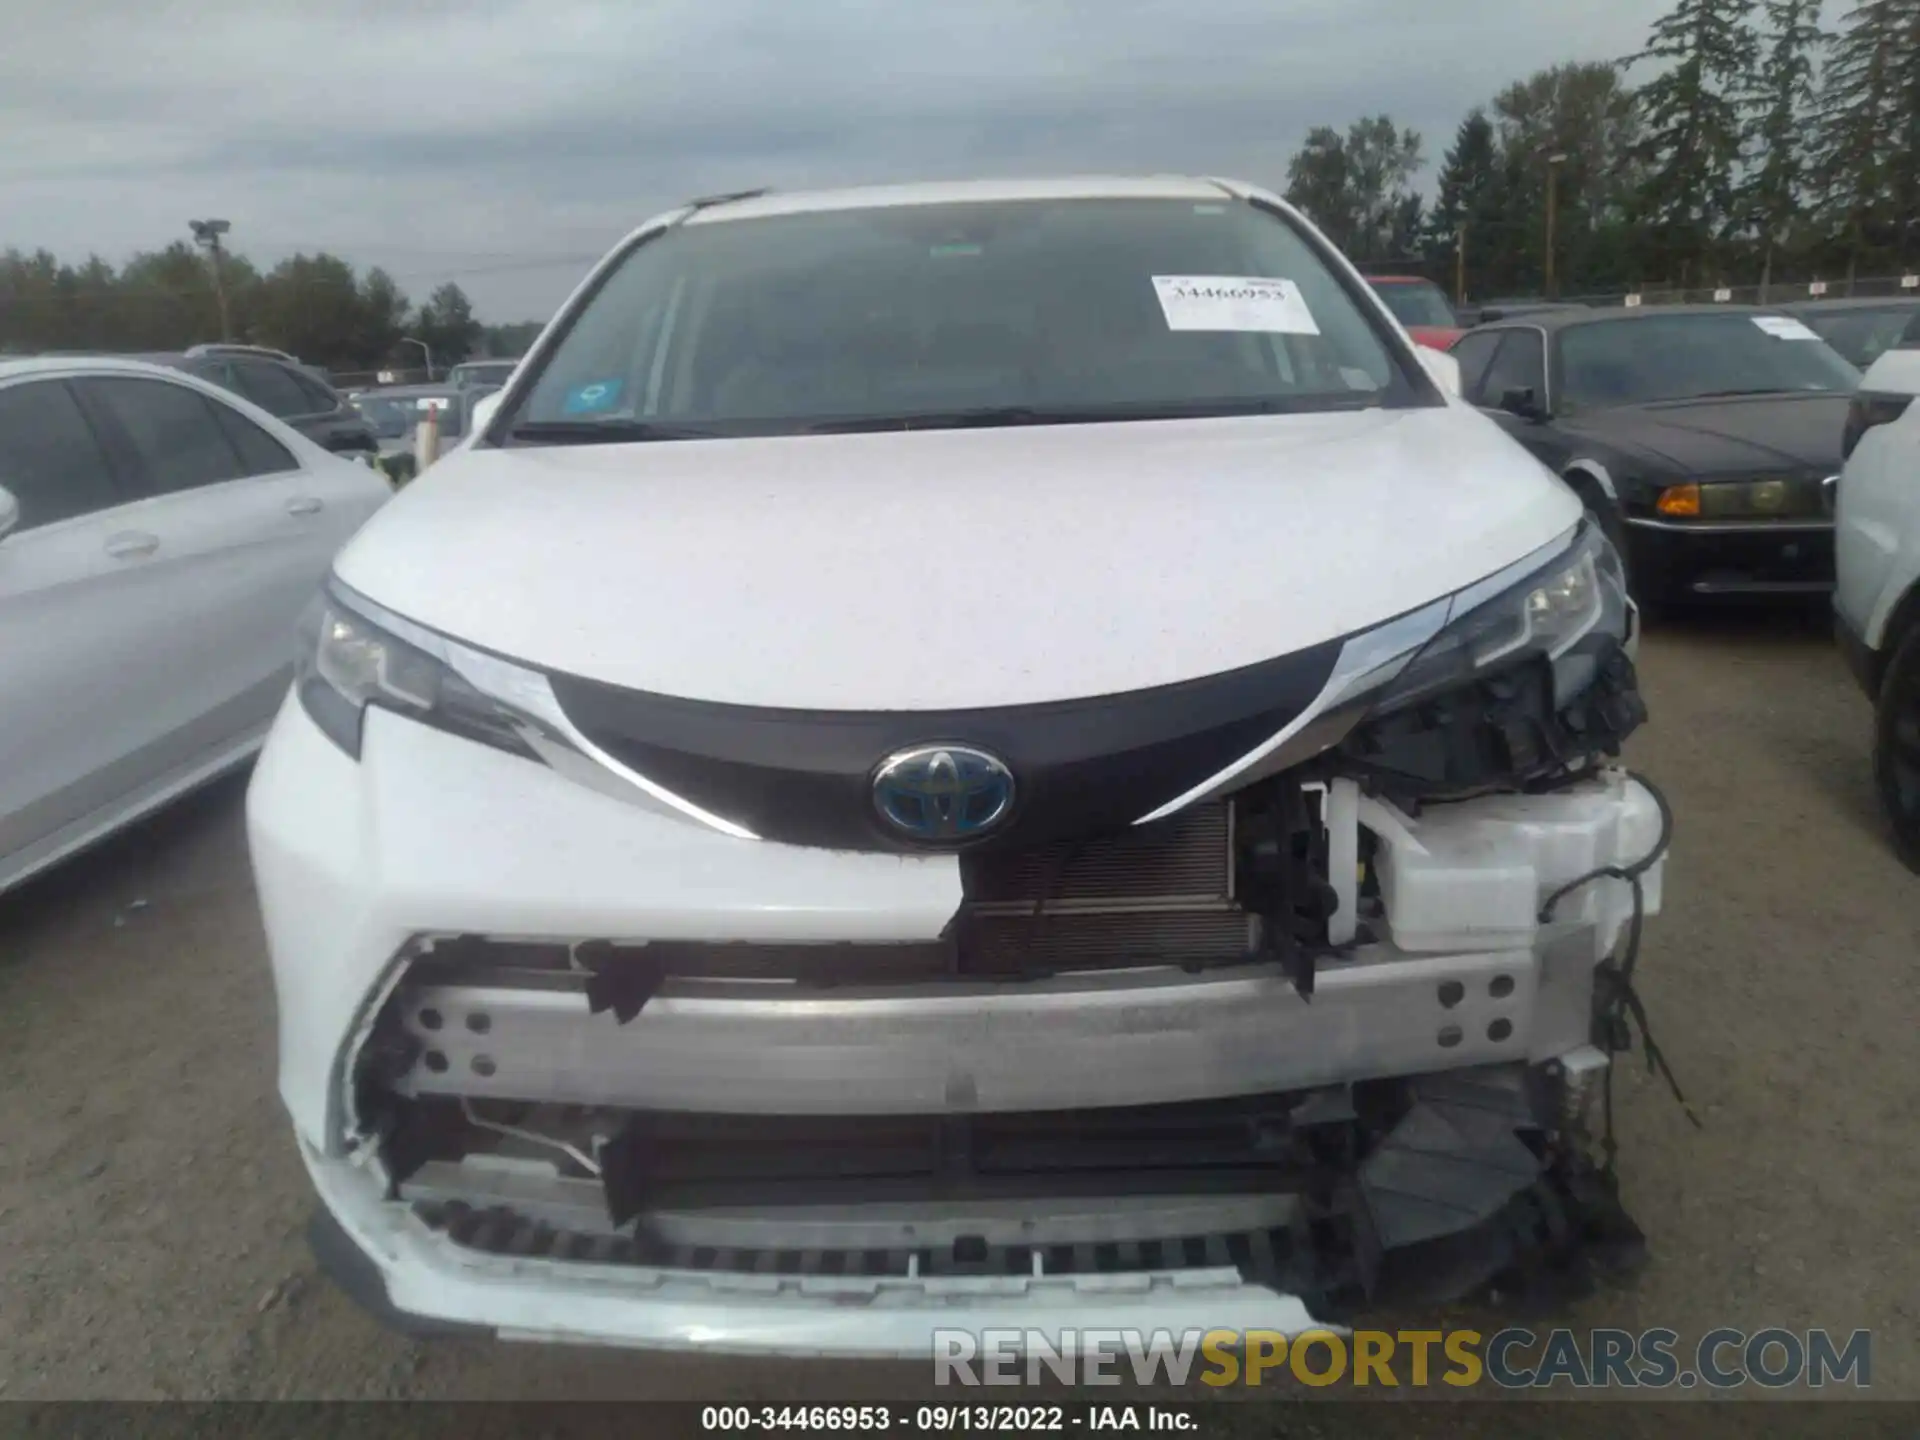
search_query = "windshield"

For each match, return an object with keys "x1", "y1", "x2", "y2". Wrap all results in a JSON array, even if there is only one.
[
  {"x1": 1370, "y1": 279, "x2": 1456, "y2": 329},
  {"x1": 504, "y1": 197, "x2": 1420, "y2": 441},
  {"x1": 453, "y1": 361, "x2": 516, "y2": 386},
  {"x1": 1558, "y1": 313, "x2": 1862, "y2": 409},
  {"x1": 350, "y1": 393, "x2": 413, "y2": 439},
  {"x1": 352, "y1": 391, "x2": 465, "y2": 440},
  {"x1": 1795, "y1": 305, "x2": 1917, "y2": 369}
]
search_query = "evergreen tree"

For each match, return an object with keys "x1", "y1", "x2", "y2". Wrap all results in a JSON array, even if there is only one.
[
  {"x1": 1874, "y1": 0, "x2": 1920, "y2": 269},
  {"x1": 1812, "y1": 1, "x2": 1908, "y2": 277},
  {"x1": 1626, "y1": 0, "x2": 1758, "y2": 283},
  {"x1": 1424, "y1": 110, "x2": 1503, "y2": 297},
  {"x1": 1740, "y1": 0, "x2": 1826, "y2": 288}
]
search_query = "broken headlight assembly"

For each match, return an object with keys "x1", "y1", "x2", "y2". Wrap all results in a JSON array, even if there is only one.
[
  {"x1": 1359, "y1": 521, "x2": 1630, "y2": 719},
  {"x1": 1328, "y1": 522, "x2": 1643, "y2": 798}
]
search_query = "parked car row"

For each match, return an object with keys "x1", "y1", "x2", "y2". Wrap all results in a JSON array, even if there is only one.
[
  {"x1": 1363, "y1": 275, "x2": 1464, "y2": 349},
  {"x1": 1360, "y1": 274, "x2": 1597, "y2": 352},
  {"x1": 154, "y1": 343, "x2": 382, "y2": 457},
  {"x1": 1428, "y1": 295, "x2": 1919, "y2": 869},
  {"x1": 1368, "y1": 274, "x2": 1920, "y2": 374},
  {"x1": 1779, "y1": 295, "x2": 1920, "y2": 369},
  {"x1": 1447, "y1": 304, "x2": 1852, "y2": 611}
]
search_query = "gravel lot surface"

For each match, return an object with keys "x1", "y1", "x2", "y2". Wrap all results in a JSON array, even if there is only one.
[{"x1": 2, "y1": 606, "x2": 1916, "y2": 1422}]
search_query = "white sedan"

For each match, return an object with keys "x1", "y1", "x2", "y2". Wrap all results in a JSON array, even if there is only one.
[{"x1": 0, "y1": 355, "x2": 391, "y2": 894}]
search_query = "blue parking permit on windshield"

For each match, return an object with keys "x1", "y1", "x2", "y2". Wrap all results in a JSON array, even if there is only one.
[{"x1": 563, "y1": 379, "x2": 622, "y2": 414}]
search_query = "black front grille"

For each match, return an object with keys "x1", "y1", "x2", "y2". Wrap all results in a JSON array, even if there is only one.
[{"x1": 545, "y1": 642, "x2": 1342, "y2": 853}]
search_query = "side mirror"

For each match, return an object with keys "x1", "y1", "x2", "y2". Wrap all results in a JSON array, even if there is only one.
[
  {"x1": 0, "y1": 484, "x2": 19, "y2": 542},
  {"x1": 1416, "y1": 347, "x2": 1462, "y2": 398},
  {"x1": 1499, "y1": 386, "x2": 1547, "y2": 422}
]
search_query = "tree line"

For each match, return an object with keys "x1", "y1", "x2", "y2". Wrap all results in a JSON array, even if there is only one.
[
  {"x1": 1285, "y1": 0, "x2": 1920, "y2": 300},
  {"x1": 7, "y1": 0, "x2": 1904, "y2": 349},
  {"x1": 0, "y1": 241, "x2": 537, "y2": 373}
]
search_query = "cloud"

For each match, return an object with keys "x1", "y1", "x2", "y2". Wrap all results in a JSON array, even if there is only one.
[{"x1": 1, "y1": 0, "x2": 1669, "y2": 319}]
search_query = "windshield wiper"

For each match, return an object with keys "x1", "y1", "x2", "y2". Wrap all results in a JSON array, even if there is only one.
[
  {"x1": 1679, "y1": 387, "x2": 1810, "y2": 400},
  {"x1": 801, "y1": 394, "x2": 1381, "y2": 435},
  {"x1": 504, "y1": 419, "x2": 723, "y2": 445}
]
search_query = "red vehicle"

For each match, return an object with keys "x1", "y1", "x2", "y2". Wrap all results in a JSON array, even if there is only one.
[{"x1": 1366, "y1": 275, "x2": 1465, "y2": 350}]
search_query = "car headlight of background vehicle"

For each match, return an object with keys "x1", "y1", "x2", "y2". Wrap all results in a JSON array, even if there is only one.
[
  {"x1": 296, "y1": 587, "x2": 543, "y2": 761},
  {"x1": 1333, "y1": 521, "x2": 1630, "y2": 720},
  {"x1": 1655, "y1": 477, "x2": 1827, "y2": 519}
]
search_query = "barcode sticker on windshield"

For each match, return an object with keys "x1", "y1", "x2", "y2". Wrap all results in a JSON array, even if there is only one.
[
  {"x1": 1152, "y1": 276, "x2": 1321, "y2": 335},
  {"x1": 1753, "y1": 316, "x2": 1821, "y2": 341}
]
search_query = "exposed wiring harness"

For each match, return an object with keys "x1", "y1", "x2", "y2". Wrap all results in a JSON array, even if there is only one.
[
  {"x1": 461, "y1": 1098, "x2": 604, "y2": 1177},
  {"x1": 1536, "y1": 768, "x2": 1700, "y2": 1177}
]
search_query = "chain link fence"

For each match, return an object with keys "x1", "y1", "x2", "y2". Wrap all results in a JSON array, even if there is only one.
[{"x1": 1556, "y1": 273, "x2": 1920, "y2": 310}]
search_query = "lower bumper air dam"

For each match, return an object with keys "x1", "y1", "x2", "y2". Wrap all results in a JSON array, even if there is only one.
[{"x1": 306, "y1": 1058, "x2": 1646, "y2": 1347}]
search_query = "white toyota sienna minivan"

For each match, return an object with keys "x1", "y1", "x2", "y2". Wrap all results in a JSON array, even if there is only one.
[{"x1": 247, "y1": 176, "x2": 1670, "y2": 1354}]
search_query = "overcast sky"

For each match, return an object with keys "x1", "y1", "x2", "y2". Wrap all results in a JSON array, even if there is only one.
[{"x1": 3, "y1": 0, "x2": 1676, "y2": 322}]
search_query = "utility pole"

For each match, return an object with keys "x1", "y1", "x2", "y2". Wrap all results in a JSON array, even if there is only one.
[
  {"x1": 1455, "y1": 223, "x2": 1468, "y2": 306},
  {"x1": 400, "y1": 336, "x2": 434, "y2": 382},
  {"x1": 1544, "y1": 153, "x2": 1567, "y2": 300},
  {"x1": 189, "y1": 218, "x2": 233, "y2": 342}
]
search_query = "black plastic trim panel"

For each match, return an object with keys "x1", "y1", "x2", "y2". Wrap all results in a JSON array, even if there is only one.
[{"x1": 547, "y1": 642, "x2": 1344, "y2": 852}]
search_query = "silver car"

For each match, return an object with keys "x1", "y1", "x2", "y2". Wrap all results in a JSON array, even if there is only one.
[{"x1": 0, "y1": 356, "x2": 392, "y2": 894}]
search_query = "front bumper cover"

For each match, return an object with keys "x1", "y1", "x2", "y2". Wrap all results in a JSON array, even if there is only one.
[
  {"x1": 1623, "y1": 516, "x2": 1835, "y2": 601},
  {"x1": 303, "y1": 1061, "x2": 1644, "y2": 1352},
  {"x1": 253, "y1": 681, "x2": 1664, "y2": 1353},
  {"x1": 300, "y1": 1136, "x2": 1331, "y2": 1355},
  {"x1": 1835, "y1": 607, "x2": 1881, "y2": 698}
]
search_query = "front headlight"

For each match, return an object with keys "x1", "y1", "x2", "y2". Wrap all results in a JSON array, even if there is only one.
[
  {"x1": 292, "y1": 581, "x2": 763, "y2": 840},
  {"x1": 1349, "y1": 522, "x2": 1630, "y2": 718},
  {"x1": 296, "y1": 585, "x2": 543, "y2": 760}
]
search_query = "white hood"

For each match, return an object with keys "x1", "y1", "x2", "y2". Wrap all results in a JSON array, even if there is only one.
[{"x1": 333, "y1": 406, "x2": 1580, "y2": 711}]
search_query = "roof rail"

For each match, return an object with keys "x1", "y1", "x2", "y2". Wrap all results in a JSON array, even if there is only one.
[
  {"x1": 185, "y1": 342, "x2": 302, "y2": 364},
  {"x1": 683, "y1": 187, "x2": 770, "y2": 213}
]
